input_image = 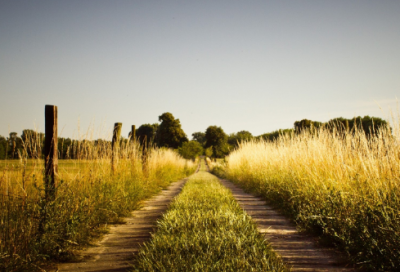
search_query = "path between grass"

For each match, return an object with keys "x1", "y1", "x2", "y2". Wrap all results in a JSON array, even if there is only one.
[
  {"x1": 56, "y1": 177, "x2": 189, "y2": 272},
  {"x1": 218, "y1": 178, "x2": 358, "y2": 272}
]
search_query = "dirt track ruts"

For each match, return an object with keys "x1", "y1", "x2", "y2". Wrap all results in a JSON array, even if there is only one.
[
  {"x1": 57, "y1": 177, "x2": 189, "y2": 272},
  {"x1": 219, "y1": 178, "x2": 357, "y2": 272}
]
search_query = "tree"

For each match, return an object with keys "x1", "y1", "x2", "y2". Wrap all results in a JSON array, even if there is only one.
[
  {"x1": 257, "y1": 129, "x2": 294, "y2": 142},
  {"x1": 228, "y1": 130, "x2": 253, "y2": 148},
  {"x1": 204, "y1": 146, "x2": 213, "y2": 158},
  {"x1": 155, "y1": 112, "x2": 188, "y2": 148},
  {"x1": 178, "y1": 141, "x2": 203, "y2": 160},
  {"x1": 294, "y1": 119, "x2": 322, "y2": 133},
  {"x1": 326, "y1": 116, "x2": 389, "y2": 137},
  {"x1": 0, "y1": 136, "x2": 7, "y2": 159},
  {"x1": 205, "y1": 126, "x2": 229, "y2": 158},
  {"x1": 192, "y1": 132, "x2": 206, "y2": 146},
  {"x1": 136, "y1": 123, "x2": 158, "y2": 147}
]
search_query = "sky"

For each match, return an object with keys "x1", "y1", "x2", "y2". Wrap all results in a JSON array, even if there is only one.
[{"x1": 1, "y1": 1, "x2": 399, "y2": 140}]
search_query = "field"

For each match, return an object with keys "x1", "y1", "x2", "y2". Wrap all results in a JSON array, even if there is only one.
[
  {"x1": 0, "y1": 143, "x2": 196, "y2": 271},
  {"x1": 225, "y1": 123, "x2": 400, "y2": 271},
  {"x1": 133, "y1": 160, "x2": 288, "y2": 272}
]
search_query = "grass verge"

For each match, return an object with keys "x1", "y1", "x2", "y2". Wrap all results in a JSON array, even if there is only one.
[
  {"x1": 226, "y1": 125, "x2": 400, "y2": 271},
  {"x1": 0, "y1": 147, "x2": 196, "y2": 271},
  {"x1": 132, "y1": 163, "x2": 288, "y2": 272}
]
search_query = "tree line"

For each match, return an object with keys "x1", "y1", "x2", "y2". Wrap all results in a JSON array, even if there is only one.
[{"x1": 0, "y1": 114, "x2": 389, "y2": 160}]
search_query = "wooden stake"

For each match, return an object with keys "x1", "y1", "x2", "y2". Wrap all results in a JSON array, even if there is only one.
[
  {"x1": 130, "y1": 125, "x2": 136, "y2": 142},
  {"x1": 112, "y1": 122, "x2": 122, "y2": 173},
  {"x1": 44, "y1": 105, "x2": 58, "y2": 200}
]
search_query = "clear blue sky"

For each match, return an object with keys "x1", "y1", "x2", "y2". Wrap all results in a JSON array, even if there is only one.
[{"x1": 1, "y1": 1, "x2": 399, "y2": 140}]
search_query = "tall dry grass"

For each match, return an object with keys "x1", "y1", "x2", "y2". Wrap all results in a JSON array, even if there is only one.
[
  {"x1": 226, "y1": 121, "x2": 400, "y2": 271},
  {"x1": 0, "y1": 133, "x2": 195, "y2": 271}
]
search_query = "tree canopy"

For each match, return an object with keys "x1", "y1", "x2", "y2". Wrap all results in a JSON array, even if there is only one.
[
  {"x1": 178, "y1": 141, "x2": 203, "y2": 160},
  {"x1": 205, "y1": 126, "x2": 229, "y2": 158},
  {"x1": 228, "y1": 130, "x2": 253, "y2": 148},
  {"x1": 192, "y1": 132, "x2": 206, "y2": 146},
  {"x1": 155, "y1": 112, "x2": 188, "y2": 148},
  {"x1": 136, "y1": 123, "x2": 158, "y2": 147}
]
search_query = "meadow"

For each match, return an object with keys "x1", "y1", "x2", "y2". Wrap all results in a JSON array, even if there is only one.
[
  {"x1": 133, "y1": 160, "x2": 288, "y2": 272},
  {"x1": 0, "y1": 140, "x2": 196, "y2": 271},
  {"x1": 224, "y1": 121, "x2": 400, "y2": 271}
]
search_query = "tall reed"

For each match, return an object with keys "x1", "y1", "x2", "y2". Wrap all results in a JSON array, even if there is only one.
[
  {"x1": 226, "y1": 121, "x2": 400, "y2": 271},
  {"x1": 0, "y1": 132, "x2": 195, "y2": 271}
]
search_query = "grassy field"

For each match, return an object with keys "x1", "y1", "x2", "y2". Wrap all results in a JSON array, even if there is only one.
[
  {"x1": 0, "y1": 144, "x2": 196, "y2": 271},
  {"x1": 225, "y1": 124, "x2": 400, "y2": 271},
  {"x1": 132, "y1": 160, "x2": 288, "y2": 272}
]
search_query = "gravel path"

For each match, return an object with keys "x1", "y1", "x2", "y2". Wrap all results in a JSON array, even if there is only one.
[{"x1": 219, "y1": 178, "x2": 357, "y2": 272}]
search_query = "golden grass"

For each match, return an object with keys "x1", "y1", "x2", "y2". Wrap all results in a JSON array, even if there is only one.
[
  {"x1": 0, "y1": 137, "x2": 196, "y2": 271},
  {"x1": 226, "y1": 122, "x2": 400, "y2": 271}
]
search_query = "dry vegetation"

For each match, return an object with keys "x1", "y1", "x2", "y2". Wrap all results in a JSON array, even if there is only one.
[
  {"x1": 0, "y1": 135, "x2": 195, "y2": 271},
  {"x1": 226, "y1": 119, "x2": 400, "y2": 271}
]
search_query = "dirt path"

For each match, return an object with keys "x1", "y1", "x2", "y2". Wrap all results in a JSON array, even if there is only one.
[
  {"x1": 219, "y1": 178, "x2": 357, "y2": 272},
  {"x1": 57, "y1": 177, "x2": 189, "y2": 272}
]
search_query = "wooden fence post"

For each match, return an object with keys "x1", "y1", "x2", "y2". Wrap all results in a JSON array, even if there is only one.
[
  {"x1": 112, "y1": 123, "x2": 122, "y2": 173},
  {"x1": 130, "y1": 125, "x2": 136, "y2": 142},
  {"x1": 44, "y1": 105, "x2": 58, "y2": 200}
]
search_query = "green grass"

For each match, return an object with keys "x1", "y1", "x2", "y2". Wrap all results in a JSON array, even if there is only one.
[{"x1": 132, "y1": 163, "x2": 288, "y2": 272}]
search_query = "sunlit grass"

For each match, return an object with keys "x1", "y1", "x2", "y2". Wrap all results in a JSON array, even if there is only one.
[
  {"x1": 132, "y1": 160, "x2": 288, "y2": 272},
  {"x1": 0, "y1": 138, "x2": 196, "y2": 271},
  {"x1": 226, "y1": 121, "x2": 400, "y2": 271}
]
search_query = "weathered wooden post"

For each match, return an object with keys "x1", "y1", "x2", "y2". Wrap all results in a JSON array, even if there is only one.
[
  {"x1": 111, "y1": 122, "x2": 122, "y2": 173},
  {"x1": 44, "y1": 105, "x2": 58, "y2": 200},
  {"x1": 130, "y1": 125, "x2": 136, "y2": 142}
]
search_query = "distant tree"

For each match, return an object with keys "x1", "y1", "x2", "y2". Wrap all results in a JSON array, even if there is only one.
[
  {"x1": 205, "y1": 126, "x2": 229, "y2": 158},
  {"x1": 178, "y1": 141, "x2": 203, "y2": 160},
  {"x1": 326, "y1": 116, "x2": 389, "y2": 137},
  {"x1": 228, "y1": 130, "x2": 253, "y2": 148},
  {"x1": 192, "y1": 132, "x2": 206, "y2": 146},
  {"x1": 136, "y1": 123, "x2": 158, "y2": 147},
  {"x1": 204, "y1": 146, "x2": 213, "y2": 158},
  {"x1": 257, "y1": 129, "x2": 294, "y2": 142},
  {"x1": 155, "y1": 112, "x2": 188, "y2": 148},
  {"x1": 294, "y1": 119, "x2": 322, "y2": 133},
  {"x1": 8, "y1": 132, "x2": 22, "y2": 159},
  {"x1": 0, "y1": 136, "x2": 7, "y2": 159}
]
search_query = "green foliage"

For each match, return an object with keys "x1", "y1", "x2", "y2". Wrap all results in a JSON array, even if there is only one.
[
  {"x1": 257, "y1": 129, "x2": 294, "y2": 142},
  {"x1": 133, "y1": 169, "x2": 288, "y2": 272},
  {"x1": 228, "y1": 130, "x2": 253, "y2": 148},
  {"x1": 293, "y1": 116, "x2": 389, "y2": 137},
  {"x1": 156, "y1": 112, "x2": 188, "y2": 148},
  {"x1": 205, "y1": 126, "x2": 229, "y2": 158},
  {"x1": 0, "y1": 136, "x2": 7, "y2": 159},
  {"x1": 294, "y1": 119, "x2": 322, "y2": 133},
  {"x1": 136, "y1": 123, "x2": 158, "y2": 146},
  {"x1": 178, "y1": 141, "x2": 203, "y2": 160},
  {"x1": 204, "y1": 146, "x2": 213, "y2": 158},
  {"x1": 191, "y1": 132, "x2": 206, "y2": 146},
  {"x1": 326, "y1": 116, "x2": 389, "y2": 137}
]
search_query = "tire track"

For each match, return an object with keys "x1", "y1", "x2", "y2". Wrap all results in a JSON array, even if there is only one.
[
  {"x1": 219, "y1": 178, "x2": 357, "y2": 272},
  {"x1": 57, "y1": 177, "x2": 189, "y2": 272}
]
